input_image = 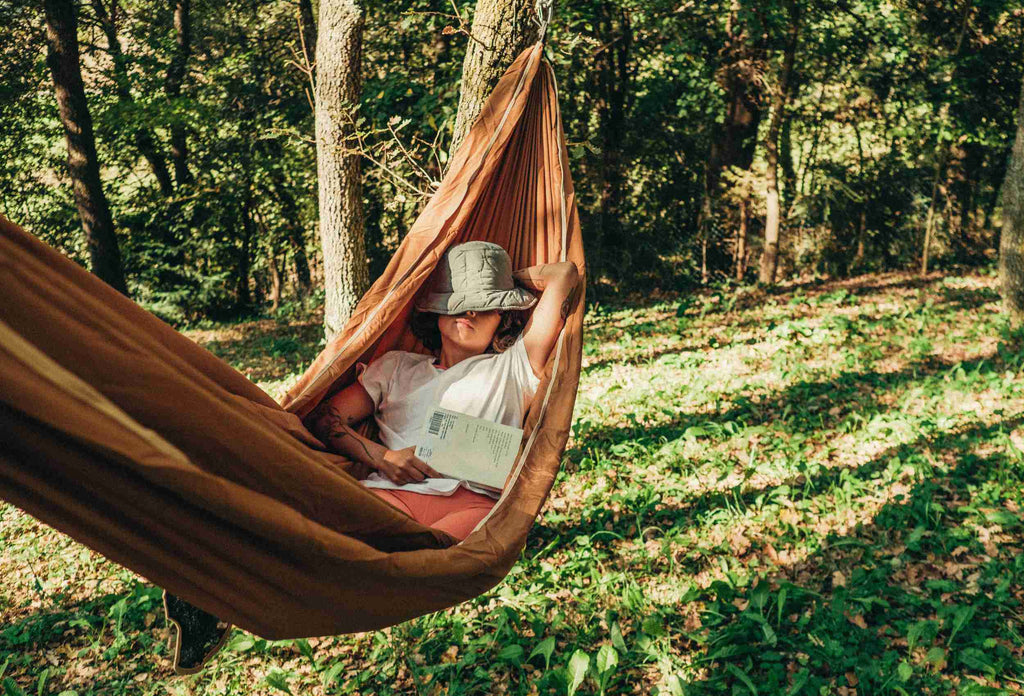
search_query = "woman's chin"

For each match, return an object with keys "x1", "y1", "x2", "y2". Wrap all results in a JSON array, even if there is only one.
[{"x1": 445, "y1": 338, "x2": 488, "y2": 354}]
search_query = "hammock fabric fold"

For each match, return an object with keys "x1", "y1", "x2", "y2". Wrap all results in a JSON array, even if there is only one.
[{"x1": 0, "y1": 42, "x2": 585, "y2": 639}]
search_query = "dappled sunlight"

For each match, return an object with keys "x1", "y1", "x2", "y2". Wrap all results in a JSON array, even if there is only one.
[{"x1": 3, "y1": 269, "x2": 1022, "y2": 693}]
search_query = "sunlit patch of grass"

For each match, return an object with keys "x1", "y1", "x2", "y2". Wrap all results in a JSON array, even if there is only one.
[{"x1": 2, "y1": 269, "x2": 1023, "y2": 694}]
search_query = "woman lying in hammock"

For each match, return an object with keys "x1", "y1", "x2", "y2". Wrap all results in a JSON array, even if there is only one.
[
  {"x1": 165, "y1": 241, "x2": 579, "y2": 675},
  {"x1": 308, "y1": 240, "x2": 580, "y2": 541}
]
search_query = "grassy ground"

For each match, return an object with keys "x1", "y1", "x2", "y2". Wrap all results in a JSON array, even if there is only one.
[{"x1": 1, "y1": 269, "x2": 1023, "y2": 695}]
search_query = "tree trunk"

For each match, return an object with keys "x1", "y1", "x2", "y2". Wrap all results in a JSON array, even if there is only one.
[
  {"x1": 698, "y1": 187, "x2": 712, "y2": 284},
  {"x1": 448, "y1": 0, "x2": 537, "y2": 159},
  {"x1": 946, "y1": 141, "x2": 984, "y2": 261},
  {"x1": 90, "y1": 0, "x2": 174, "y2": 197},
  {"x1": 759, "y1": 0, "x2": 800, "y2": 285},
  {"x1": 44, "y1": 0, "x2": 128, "y2": 296},
  {"x1": 1000, "y1": 76, "x2": 1024, "y2": 323},
  {"x1": 921, "y1": 117, "x2": 949, "y2": 276},
  {"x1": 921, "y1": 1, "x2": 970, "y2": 275},
  {"x1": 238, "y1": 198, "x2": 254, "y2": 311},
  {"x1": 735, "y1": 197, "x2": 749, "y2": 281},
  {"x1": 165, "y1": 0, "x2": 193, "y2": 187},
  {"x1": 281, "y1": 192, "x2": 313, "y2": 297},
  {"x1": 852, "y1": 208, "x2": 867, "y2": 274},
  {"x1": 594, "y1": 3, "x2": 631, "y2": 283},
  {"x1": 299, "y1": 0, "x2": 318, "y2": 67},
  {"x1": 316, "y1": 0, "x2": 369, "y2": 340},
  {"x1": 699, "y1": 0, "x2": 765, "y2": 284},
  {"x1": 261, "y1": 139, "x2": 313, "y2": 297},
  {"x1": 779, "y1": 107, "x2": 797, "y2": 210},
  {"x1": 268, "y1": 237, "x2": 282, "y2": 313}
]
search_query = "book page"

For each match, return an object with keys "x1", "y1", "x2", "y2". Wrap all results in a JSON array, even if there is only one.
[{"x1": 414, "y1": 406, "x2": 524, "y2": 491}]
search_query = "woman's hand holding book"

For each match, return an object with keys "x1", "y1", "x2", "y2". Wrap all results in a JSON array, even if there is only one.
[{"x1": 376, "y1": 447, "x2": 442, "y2": 485}]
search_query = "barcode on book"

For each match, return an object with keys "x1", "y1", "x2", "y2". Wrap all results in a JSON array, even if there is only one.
[
  {"x1": 428, "y1": 411, "x2": 444, "y2": 436},
  {"x1": 425, "y1": 409, "x2": 456, "y2": 439}
]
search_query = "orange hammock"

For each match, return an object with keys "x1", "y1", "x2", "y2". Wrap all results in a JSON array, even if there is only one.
[{"x1": 0, "y1": 42, "x2": 585, "y2": 639}]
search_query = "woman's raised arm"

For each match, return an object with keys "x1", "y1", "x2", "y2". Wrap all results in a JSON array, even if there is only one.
[{"x1": 512, "y1": 261, "x2": 580, "y2": 379}]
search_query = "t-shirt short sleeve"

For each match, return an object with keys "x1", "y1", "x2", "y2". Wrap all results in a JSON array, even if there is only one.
[
  {"x1": 357, "y1": 351, "x2": 404, "y2": 409},
  {"x1": 508, "y1": 333, "x2": 543, "y2": 402}
]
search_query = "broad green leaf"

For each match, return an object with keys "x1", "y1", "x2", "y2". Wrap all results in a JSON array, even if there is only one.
[
  {"x1": 321, "y1": 663, "x2": 345, "y2": 687},
  {"x1": 947, "y1": 605, "x2": 975, "y2": 644},
  {"x1": 750, "y1": 581, "x2": 769, "y2": 609},
  {"x1": 595, "y1": 644, "x2": 618, "y2": 675},
  {"x1": 897, "y1": 661, "x2": 912, "y2": 682},
  {"x1": 960, "y1": 647, "x2": 994, "y2": 672},
  {"x1": 35, "y1": 669, "x2": 47, "y2": 696},
  {"x1": 227, "y1": 634, "x2": 255, "y2": 652},
  {"x1": 611, "y1": 621, "x2": 627, "y2": 652},
  {"x1": 641, "y1": 616, "x2": 665, "y2": 637},
  {"x1": 295, "y1": 638, "x2": 314, "y2": 662},
  {"x1": 786, "y1": 668, "x2": 809, "y2": 695},
  {"x1": 725, "y1": 664, "x2": 758, "y2": 695},
  {"x1": 529, "y1": 636, "x2": 556, "y2": 671},
  {"x1": 567, "y1": 650, "x2": 590, "y2": 696},
  {"x1": 907, "y1": 620, "x2": 936, "y2": 651},
  {"x1": 498, "y1": 644, "x2": 525, "y2": 664},
  {"x1": 925, "y1": 647, "x2": 946, "y2": 667},
  {"x1": 984, "y1": 510, "x2": 1019, "y2": 527},
  {"x1": 1, "y1": 679, "x2": 26, "y2": 696},
  {"x1": 264, "y1": 669, "x2": 294, "y2": 695}
]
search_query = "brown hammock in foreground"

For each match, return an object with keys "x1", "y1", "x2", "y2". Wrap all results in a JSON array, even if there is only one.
[{"x1": 0, "y1": 42, "x2": 585, "y2": 639}]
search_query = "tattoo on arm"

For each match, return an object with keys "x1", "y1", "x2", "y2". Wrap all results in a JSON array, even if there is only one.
[
  {"x1": 311, "y1": 403, "x2": 377, "y2": 464},
  {"x1": 560, "y1": 295, "x2": 571, "y2": 320}
]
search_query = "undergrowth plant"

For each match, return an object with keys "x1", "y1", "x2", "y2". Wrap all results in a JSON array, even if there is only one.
[{"x1": 1, "y1": 271, "x2": 1022, "y2": 695}]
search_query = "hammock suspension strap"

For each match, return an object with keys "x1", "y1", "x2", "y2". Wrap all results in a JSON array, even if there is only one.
[{"x1": 535, "y1": 0, "x2": 555, "y2": 44}]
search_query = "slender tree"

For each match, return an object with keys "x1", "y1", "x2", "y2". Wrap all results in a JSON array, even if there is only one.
[
  {"x1": 448, "y1": 0, "x2": 537, "y2": 158},
  {"x1": 592, "y1": 2, "x2": 631, "y2": 284},
  {"x1": 44, "y1": 0, "x2": 128, "y2": 296},
  {"x1": 165, "y1": 0, "x2": 193, "y2": 187},
  {"x1": 90, "y1": 0, "x2": 174, "y2": 197},
  {"x1": 999, "y1": 76, "x2": 1024, "y2": 323},
  {"x1": 701, "y1": 0, "x2": 765, "y2": 283},
  {"x1": 316, "y1": 0, "x2": 369, "y2": 339},
  {"x1": 760, "y1": 0, "x2": 800, "y2": 285},
  {"x1": 920, "y1": 0, "x2": 971, "y2": 276},
  {"x1": 299, "y1": 0, "x2": 317, "y2": 70}
]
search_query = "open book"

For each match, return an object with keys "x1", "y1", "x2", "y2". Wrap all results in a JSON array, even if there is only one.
[{"x1": 414, "y1": 406, "x2": 525, "y2": 492}]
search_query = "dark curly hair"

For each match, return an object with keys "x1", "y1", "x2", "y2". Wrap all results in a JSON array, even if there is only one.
[{"x1": 410, "y1": 308, "x2": 528, "y2": 354}]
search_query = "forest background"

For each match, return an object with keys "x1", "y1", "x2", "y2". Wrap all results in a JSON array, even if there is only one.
[
  {"x1": 5, "y1": 0, "x2": 1024, "y2": 331},
  {"x1": 4, "y1": 0, "x2": 1024, "y2": 693}
]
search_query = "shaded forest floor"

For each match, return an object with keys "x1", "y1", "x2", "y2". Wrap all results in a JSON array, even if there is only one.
[{"x1": 2, "y1": 269, "x2": 1023, "y2": 695}]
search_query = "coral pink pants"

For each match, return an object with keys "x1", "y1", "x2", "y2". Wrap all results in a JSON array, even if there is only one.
[{"x1": 368, "y1": 486, "x2": 497, "y2": 541}]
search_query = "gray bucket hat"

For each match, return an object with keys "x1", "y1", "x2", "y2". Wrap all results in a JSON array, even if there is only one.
[{"x1": 415, "y1": 241, "x2": 537, "y2": 315}]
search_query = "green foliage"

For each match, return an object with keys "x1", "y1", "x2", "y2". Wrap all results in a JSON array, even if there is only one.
[
  {"x1": 3, "y1": 0, "x2": 1021, "y2": 318},
  {"x1": 3, "y1": 268, "x2": 1022, "y2": 694}
]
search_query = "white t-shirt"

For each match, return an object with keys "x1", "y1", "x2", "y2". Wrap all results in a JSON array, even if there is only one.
[{"x1": 357, "y1": 333, "x2": 542, "y2": 498}]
